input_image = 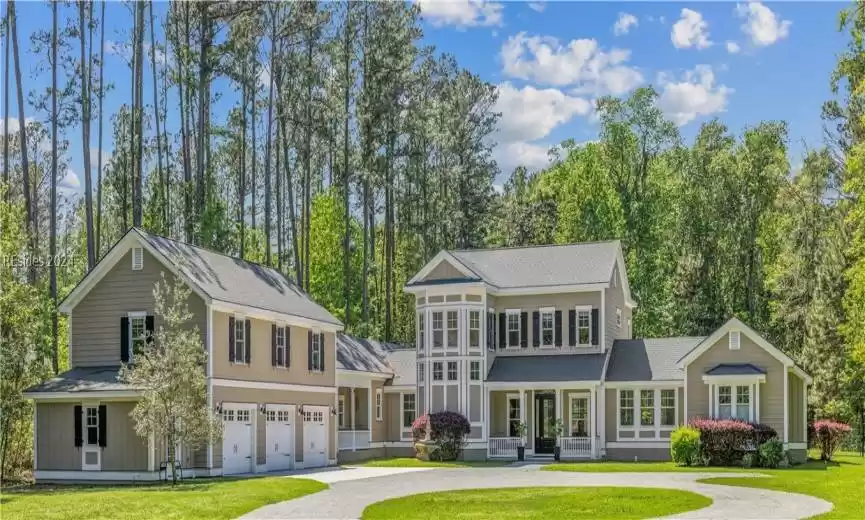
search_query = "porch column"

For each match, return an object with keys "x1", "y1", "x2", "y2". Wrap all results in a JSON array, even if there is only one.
[
  {"x1": 555, "y1": 388, "x2": 562, "y2": 447},
  {"x1": 350, "y1": 387, "x2": 356, "y2": 451},
  {"x1": 519, "y1": 389, "x2": 526, "y2": 446},
  {"x1": 598, "y1": 385, "x2": 606, "y2": 457},
  {"x1": 590, "y1": 386, "x2": 597, "y2": 458}
]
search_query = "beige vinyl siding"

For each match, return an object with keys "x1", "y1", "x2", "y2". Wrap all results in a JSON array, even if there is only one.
[
  {"x1": 605, "y1": 389, "x2": 617, "y2": 442},
  {"x1": 605, "y1": 267, "x2": 630, "y2": 351},
  {"x1": 421, "y1": 260, "x2": 467, "y2": 282},
  {"x1": 101, "y1": 402, "x2": 150, "y2": 471},
  {"x1": 685, "y1": 332, "x2": 786, "y2": 435},
  {"x1": 788, "y1": 373, "x2": 806, "y2": 443},
  {"x1": 212, "y1": 311, "x2": 336, "y2": 387},
  {"x1": 385, "y1": 393, "x2": 401, "y2": 441},
  {"x1": 212, "y1": 386, "x2": 336, "y2": 467},
  {"x1": 36, "y1": 403, "x2": 81, "y2": 470},
  {"x1": 489, "y1": 391, "x2": 507, "y2": 437},
  {"x1": 70, "y1": 248, "x2": 207, "y2": 367}
]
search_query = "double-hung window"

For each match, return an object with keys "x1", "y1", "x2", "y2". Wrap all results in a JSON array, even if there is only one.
[
  {"x1": 275, "y1": 326, "x2": 287, "y2": 367},
  {"x1": 86, "y1": 407, "x2": 99, "y2": 445},
  {"x1": 619, "y1": 390, "x2": 634, "y2": 427},
  {"x1": 570, "y1": 397, "x2": 588, "y2": 437},
  {"x1": 540, "y1": 309, "x2": 554, "y2": 347},
  {"x1": 375, "y1": 389, "x2": 383, "y2": 421},
  {"x1": 661, "y1": 389, "x2": 676, "y2": 426},
  {"x1": 432, "y1": 361, "x2": 443, "y2": 381},
  {"x1": 470, "y1": 361, "x2": 480, "y2": 381},
  {"x1": 640, "y1": 390, "x2": 655, "y2": 427},
  {"x1": 446, "y1": 310, "x2": 458, "y2": 348},
  {"x1": 432, "y1": 312, "x2": 443, "y2": 348},
  {"x1": 507, "y1": 312, "x2": 520, "y2": 348},
  {"x1": 718, "y1": 386, "x2": 733, "y2": 419},
  {"x1": 402, "y1": 393, "x2": 416, "y2": 428},
  {"x1": 735, "y1": 385, "x2": 750, "y2": 420},
  {"x1": 417, "y1": 362, "x2": 424, "y2": 383},
  {"x1": 311, "y1": 333, "x2": 324, "y2": 372},
  {"x1": 577, "y1": 307, "x2": 591, "y2": 346},
  {"x1": 234, "y1": 318, "x2": 247, "y2": 363},
  {"x1": 469, "y1": 310, "x2": 481, "y2": 348},
  {"x1": 447, "y1": 361, "x2": 458, "y2": 381},
  {"x1": 417, "y1": 312, "x2": 425, "y2": 350},
  {"x1": 507, "y1": 396, "x2": 521, "y2": 437},
  {"x1": 130, "y1": 314, "x2": 147, "y2": 358}
]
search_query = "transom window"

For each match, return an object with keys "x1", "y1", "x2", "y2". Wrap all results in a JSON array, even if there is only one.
[
  {"x1": 446, "y1": 311, "x2": 458, "y2": 348},
  {"x1": 619, "y1": 390, "x2": 634, "y2": 427},
  {"x1": 570, "y1": 397, "x2": 588, "y2": 437},
  {"x1": 507, "y1": 396, "x2": 521, "y2": 437},
  {"x1": 276, "y1": 326, "x2": 287, "y2": 367},
  {"x1": 432, "y1": 361, "x2": 443, "y2": 381},
  {"x1": 311, "y1": 333, "x2": 324, "y2": 372},
  {"x1": 402, "y1": 393, "x2": 416, "y2": 428},
  {"x1": 640, "y1": 390, "x2": 655, "y2": 427},
  {"x1": 447, "y1": 361, "x2": 458, "y2": 381},
  {"x1": 541, "y1": 309, "x2": 554, "y2": 347},
  {"x1": 234, "y1": 318, "x2": 247, "y2": 363},
  {"x1": 577, "y1": 308, "x2": 591, "y2": 345},
  {"x1": 507, "y1": 312, "x2": 520, "y2": 347},
  {"x1": 417, "y1": 312, "x2": 425, "y2": 350},
  {"x1": 130, "y1": 315, "x2": 147, "y2": 357},
  {"x1": 432, "y1": 312, "x2": 443, "y2": 348},
  {"x1": 469, "y1": 310, "x2": 481, "y2": 348},
  {"x1": 470, "y1": 361, "x2": 480, "y2": 381},
  {"x1": 661, "y1": 389, "x2": 676, "y2": 426},
  {"x1": 86, "y1": 407, "x2": 99, "y2": 445}
]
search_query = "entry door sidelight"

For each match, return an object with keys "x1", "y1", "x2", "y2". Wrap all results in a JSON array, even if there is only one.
[{"x1": 534, "y1": 393, "x2": 556, "y2": 454}]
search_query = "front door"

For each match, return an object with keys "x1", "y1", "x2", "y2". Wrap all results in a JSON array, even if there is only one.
[{"x1": 534, "y1": 393, "x2": 556, "y2": 454}]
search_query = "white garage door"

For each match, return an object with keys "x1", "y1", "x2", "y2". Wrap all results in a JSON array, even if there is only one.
[
  {"x1": 302, "y1": 406, "x2": 328, "y2": 469},
  {"x1": 265, "y1": 405, "x2": 294, "y2": 472},
  {"x1": 222, "y1": 407, "x2": 253, "y2": 475}
]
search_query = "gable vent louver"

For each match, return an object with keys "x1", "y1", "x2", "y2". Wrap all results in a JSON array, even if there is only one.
[
  {"x1": 132, "y1": 247, "x2": 144, "y2": 271},
  {"x1": 729, "y1": 330, "x2": 740, "y2": 350}
]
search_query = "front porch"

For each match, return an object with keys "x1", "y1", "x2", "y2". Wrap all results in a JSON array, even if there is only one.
[
  {"x1": 487, "y1": 386, "x2": 600, "y2": 460},
  {"x1": 337, "y1": 385, "x2": 372, "y2": 452}
]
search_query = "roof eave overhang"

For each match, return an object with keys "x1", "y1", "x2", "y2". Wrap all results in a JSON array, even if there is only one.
[
  {"x1": 604, "y1": 380, "x2": 685, "y2": 388},
  {"x1": 485, "y1": 380, "x2": 601, "y2": 390},
  {"x1": 211, "y1": 300, "x2": 343, "y2": 333},
  {"x1": 23, "y1": 390, "x2": 142, "y2": 401}
]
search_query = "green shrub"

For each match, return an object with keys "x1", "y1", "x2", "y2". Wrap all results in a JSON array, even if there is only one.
[
  {"x1": 671, "y1": 426, "x2": 701, "y2": 466},
  {"x1": 742, "y1": 452, "x2": 759, "y2": 468},
  {"x1": 758, "y1": 439, "x2": 785, "y2": 468}
]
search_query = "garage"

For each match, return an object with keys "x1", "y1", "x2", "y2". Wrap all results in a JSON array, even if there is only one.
[
  {"x1": 222, "y1": 406, "x2": 254, "y2": 475},
  {"x1": 265, "y1": 405, "x2": 294, "y2": 472},
  {"x1": 302, "y1": 405, "x2": 329, "y2": 469}
]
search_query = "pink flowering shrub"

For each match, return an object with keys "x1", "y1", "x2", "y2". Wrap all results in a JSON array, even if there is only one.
[
  {"x1": 811, "y1": 420, "x2": 852, "y2": 461},
  {"x1": 689, "y1": 418, "x2": 777, "y2": 466},
  {"x1": 411, "y1": 411, "x2": 470, "y2": 461}
]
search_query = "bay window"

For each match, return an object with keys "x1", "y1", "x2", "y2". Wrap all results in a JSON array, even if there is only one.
[
  {"x1": 446, "y1": 311, "x2": 458, "y2": 348},
  {"x1": 432, "y1": 312, "x2": 443, "y2": 348},
  {"x1": 469, "y1": 310, "x2": 481, "y2": 348}
]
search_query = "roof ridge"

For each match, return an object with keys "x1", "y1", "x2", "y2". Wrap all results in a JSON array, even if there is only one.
[{"x1": 449, "y1": 239, "x2": 621, "y2": 254}]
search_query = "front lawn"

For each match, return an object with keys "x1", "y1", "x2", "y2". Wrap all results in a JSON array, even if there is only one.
[
  {"x1": 0, "y1": 476, "x2": 326, "y2": 520},
  {"x1": 358, "y1": 457, "x2": 508, "y2": 468},
  {"x1": 699, "y1": 453, "x2": 864, "y2": 520},
  {"x1": 361, "y1": 487, "x2": 712, "y2": 519}
]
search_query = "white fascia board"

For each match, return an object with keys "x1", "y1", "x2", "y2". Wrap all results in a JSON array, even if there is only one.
[
  {"x1": 405, "y1": 251, "x2": 479, "y2": 286},
  {"x1": 485, "y1": 381, "x2": 600, "y2": 390},
  {"x1": 336, "y1": 369, "x2": 392, "y2": 388},
  {"x1": 488, "y1": 283, "x2": 608, "y2": 297},
  {"x1": 210, "y1": 301, "x2": 343, "y2": 332},
  {"x1": 24, "y1": 391, "x2": 142, "y2": 401},
  {"x1": 383, "y1": 385, "x2": 416, "y2": 393},
  {"x1": 701, "y1": 374, "x2": 766, "y2": 384},
  {"x1": 604, "y1": 381, "x2": 684, "y2": 389}
]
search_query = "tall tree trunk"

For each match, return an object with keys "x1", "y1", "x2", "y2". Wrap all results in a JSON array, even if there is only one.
[
  {"x1": 177, "y1": 3, "x2": 192, "y2": 242},
  {"x1": 239, "y1": 63, "x2": 247, "y2": 258},
  {"x1": 149, "y1": 0, "x2": 166, "y2": 234},
  {"x1": 96, "y1": 0, "x2": 105, "y2": 256},
  {"x1": 263, "y1": 7, "x2": 276, "y2": 266},
  {"x1": 360, "y1": 2, "x2": 369, "y2": 324},
  {"x1": 275, "y1": 65, "x2": 283, "y2": 271},
  {"x1": 250, "y1": 57, "x2": 257, "y2": 230},
  {"x1": 50, "y1": 0, "x2": 59, "y2": 374},
  {"x1": 131, "y1": 0, "x2": 144, "y2": 228},
  {"x1": 276, "y1": 100, "x2": 300, "y2": 286},
  {"x1": 304, "y1": 27, "x2": 313, "y2": 292},
  {"x1": 342, "y1": 2, "x2": 352, "y2": 329},
  {"x1": 195, "y1": 5, "x2": 211, "y2": 240},
  {"x1": 10, "y1": 0, "x2": 34, "y2": 283},
  {"x1": 385, "y1": 127, "x2": 393, "y2": 341},
  {"x1": 79, "y1": 0, "x2": 95, "y2": 269},
  {"x1": 2, "y1": 1, "x2": 9, "y2": 199}
]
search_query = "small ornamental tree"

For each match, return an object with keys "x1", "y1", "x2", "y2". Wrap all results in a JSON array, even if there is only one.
[
  {"x1": 812, "y1": 420, "x2": 852, "y2": 461},
  {"x1": 411, "y1": 411, "x2": 470, "y2": 461},
  {"x1": 121, "y1": 273, "x2": 223, "y2": 483}
]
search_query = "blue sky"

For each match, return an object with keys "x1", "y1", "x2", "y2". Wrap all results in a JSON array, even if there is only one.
[{"x1": 4, "y1": 1, "x2": 848, "y2": 194}]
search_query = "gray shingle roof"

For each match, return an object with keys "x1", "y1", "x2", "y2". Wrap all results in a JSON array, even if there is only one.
[
  {"x1": 138, "y1": 229, "x2": 341, "y2": 326},
  {"x1": 605, "y1": 337, "x2": 705, "y2": 382},
  {"x1": 449, "y1": 241, "x2": 620, "y2": 289},
  {"x1": 336, "y1": 333, "x2": 416, "y2": 386},
  {"x1": 24, "y1": 366, "x2": 135, "y2": 394},
  {"x1": 705, "y1": 363, "x2": 766, "y2": 376},
  {"x1": 385, "y1": 349, "x2": 417, "y2": 386},
  {"x1": 486, "y1": 354, "x2": 607, "y2": 383}
]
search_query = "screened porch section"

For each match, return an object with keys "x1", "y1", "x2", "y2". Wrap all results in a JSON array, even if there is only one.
[{"x1": 337, "y1": 386, "x2": 372, "y2": 451}]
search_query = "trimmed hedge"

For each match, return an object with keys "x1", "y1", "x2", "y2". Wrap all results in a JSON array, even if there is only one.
[
  {"x1": 811, "y1": 420, "x2": 852, "y2": 461},
  {"x1": 688, "y1": 418, "x2": 777, "y2": 466},
  {"x1": 411, "y1": 411, "x2": 471, "y2": 461}
]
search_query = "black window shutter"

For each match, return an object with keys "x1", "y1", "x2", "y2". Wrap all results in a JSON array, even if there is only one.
[
  {"x1": 520, "y1": 312, "x2": 528, "y2": 348},
  {"x1": 320, "y1": 333, "x2": 325, "y2": 370},
  {"x1": 245, "y1": 319, "x2": 252, "y2": 363},
  {"x1": 591, "y1": 309, "x2": 599, "y2": 346},
  {"x1": 307, "y1": 331, "x2": 313, "y2": 370},
  {"x1": 74, "y1": 405, "x2": 83, "y2": 447},
  {"x1": 271, "y1": 324, "x2": 277, "y2": 366},
  {"x1": 228, "y1": 317, "x2": 236, "y2": 363},
  {"x1": 98, "y1": 405, "x2": 107, "y2": 447},
  {"x1": 498, "y1": 313, "x2": 506, "y2": 348},
  {"x1": 120, "y1": 317, "x2": 130, "y2": 363},
  {"x1": 145, "y1": 315, "x2": 155, "y2": 346},
  {"x1": 555, "y1": 310, "x2": 563, "y2": 346},
  {"x1": 532, "y1": 311, "x2": 540, "y2": 347},
  {"x1": 568, "y1": 310, "x2": 576, "y2": 346},
  {"x1": 286, "y1": 327, "x2": 291, "y2": 367}
]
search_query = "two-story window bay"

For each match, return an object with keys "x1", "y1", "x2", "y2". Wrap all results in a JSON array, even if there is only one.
[{"x1": 22, "y1": 230, "x2": 812, "y2": 483}]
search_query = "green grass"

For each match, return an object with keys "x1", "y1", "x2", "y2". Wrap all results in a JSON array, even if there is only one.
[
  {"x1": 358, "y1": 457, "x2": 509, "y2": 468},
  {"x1": 0, "y1": 476, "x2": 327, "y2": 520},
  {"x1": 698, "y1": 452, "x2": 865, "y2": 519},
  {"x1": 543, "y1": 460, "x2": 757, "y2": 473},
  {"x1": 361, "y1": 487, "x2": 712, "y2": 519}
]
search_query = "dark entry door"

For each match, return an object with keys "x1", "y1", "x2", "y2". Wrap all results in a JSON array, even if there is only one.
[{"x1": 534, "y1": 393, "x2": 556, "y2": 454}]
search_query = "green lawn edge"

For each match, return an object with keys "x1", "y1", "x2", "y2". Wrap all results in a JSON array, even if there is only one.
[
  {"x1": 361, "y1": 486, "x2": 712, "y2": 519},
  {"x1": 356, "y1": 457, "x2": 509, "y2": 468},
  {"x1": 0, "y1": 476, "x2": 327, "y2": 520},
  {"x1": 542, "y1": 460, "x2": 757, "y2": 473}
]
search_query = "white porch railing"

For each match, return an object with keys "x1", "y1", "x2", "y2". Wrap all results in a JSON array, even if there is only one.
[
  {"x1": 488, "y1": 437, "x2": 521, "y2": 458},
  {"x1": 560, "y1": 437, "x2": 591, "y2": 458},
  {"x1": 338, "y1": 430, "x2": 371, "y2": 451}
]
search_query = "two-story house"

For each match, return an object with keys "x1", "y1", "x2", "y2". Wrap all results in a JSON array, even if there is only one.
[{"x1": 402, "y1": 241, "x2": 813, "y2": 463}]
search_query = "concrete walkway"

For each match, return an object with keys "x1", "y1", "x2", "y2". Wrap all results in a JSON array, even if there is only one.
[{"x1": 240, "y1": 465, "x2": 833, "y2": 520}]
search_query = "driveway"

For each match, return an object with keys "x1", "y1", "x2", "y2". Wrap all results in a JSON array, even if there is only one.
[{"x1": 239, "y1": 465, "x2": 833, "y2": 520}]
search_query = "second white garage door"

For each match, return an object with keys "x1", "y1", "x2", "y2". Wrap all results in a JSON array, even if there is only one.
[
  {"x1": 222, "y1": 407, "x2": 254, "y2": 475},
  {"x1": 265, "y1": 405, "x2": 294, "y2": 472},
  {"x1": 302, "y1": 406, "x2": 328, "y2": 469}
]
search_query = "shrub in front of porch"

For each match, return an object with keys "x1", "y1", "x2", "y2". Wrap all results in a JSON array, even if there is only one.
[
  {"x1": 411, "y1": 412, "x2": 471, "y2": 461},
  {"x1": 688, "y1": 418, "x2": 777, "y2": 466},
  {"x1": 670, "y1": 426, "x2": 701, "y2": 466},
  {"x1": 811, "y1": 419, "x2": 852, "y2": 461}
]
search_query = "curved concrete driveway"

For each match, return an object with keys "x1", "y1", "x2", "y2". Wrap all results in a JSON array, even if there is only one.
[{"x1": 240, "y1": 465, "x2": 833, "y2": 520}]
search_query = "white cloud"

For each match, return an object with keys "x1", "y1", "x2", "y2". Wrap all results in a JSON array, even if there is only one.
[
  {"x1": 527, "y1": 1, "x2": 545, "y2": 13},
  {"x1": 417, "y1": 0, "x2": 503, "y2": 29},
  {"x1": 736, "y1": 2, "x2": 791, "y2": 47},
  {"x1": 494, "y1": 141, "x2": 553, "y2": 175},
  {"x1": 614, "y1": 13, "x2": 638, "y2": 36},
  {"x1": 726, "y1": 41, "x2": 741, "y2": 54},
  {"x1": 657, "y1": 65, "x2": 732, "y2": 126},
  {"x1": 500, "y1": 32, "x2": 643, "y2": 95},
  {"x1": 494, "y1": 82, "x2": 591, "y2": 143},
  {"x1": 671, "y1": 9, "x2": 712, "y2": 49},
  {"x1": 59, "y1": 170, "x2": 81, "y2": 190},
  {"x1": 90, "y1": 148, "x2": 113, "y2": 168},
  {"x1": 0, "y1": 117, "x2": 29, "y2": 135}
]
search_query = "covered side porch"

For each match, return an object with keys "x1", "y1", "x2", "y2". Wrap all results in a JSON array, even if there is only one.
[
  {"x1": 337, "y1": 371, "x2": 379, "y2": 452},
  {"x1": 487, "y1": 383, "x2": 601, "y2": 460}
]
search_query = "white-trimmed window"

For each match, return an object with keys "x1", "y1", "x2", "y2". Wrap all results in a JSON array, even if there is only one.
[
  {"x1": 237, "y1": 409, "x2": 251, "y2": 422},
  {"x1": 447, "y1": 361, "x2": 458, "y2": 381},
  {"x1": 661, "y1": 389, "x2": 676, "y2": 427},
  {"x1": 129, "y1": 312, "x2": 147, "y2": 358},
  {"x1": 86, "y1": 406, "x2": 99, "y2": 445},
  {"x1": 487, "y1": 310, "x2": 496, "y2": 351},
  {"x1": 470, "y1": 361, "x2": 480, "y2": 381},
  {"x1": 640, "y1": 390, "x2": 655, "y2": 427},
  {"x1": 375, "y1": 388, "x2": 383, "y2": 421},
  {"x1": 338, "y1": 395, "x2": 345, "y2": 428},
  {"x1": 417, "y1": 362, "x2": 424, "y2": 383},
  {"x1": 234, "y1": 317, "x2": 247, "y2": 363},
  {"x1": 577, "y1": 307, "x2": 591, "y2": 346},
  {"x1": 718, "y1": 386, "x2": 733, "y2": 419},
  {"x1": 616, "y1": 307, "x2": 622, "y2": 328},
  {"x1": 311, "y1": 332, "x2": 324, "y2": 372},
  {"x1": 276, "y1": 326, "x2": 287, "y2": 367},
  {"x1": 402, "y1": 393, "x2": 416, "y2": 428},
  {"x1": 132, "y1": 246, "x2": 143, "y2": 270},
  {"x1": 446, "y1": 310, "x2": 458, "y2": 348},
  {"x1": 728, "y1": 385, "x2": 752, "y2": 420},
  {"x1": 432, "y1": 311, "x2": 443, "y2": 348},
  {"x1": 507, "y1": 311, "x2": 520, "y2": 348},
  {"x1": 569, "y1": 396, "x2": 588, "y2": 437},
  {"x1": 507, "y1": 395, "x2": 521, "y2": 437},
  {"x1": 417, "y1": 312, "x2": 425, "y2": 350},
  {"x1": 540, "y1": 308, "x2": 554, "y2": 348},
  {"x1": 619, "y1": 390, "x2": 634, "y2": 427},
  {"x1": 729, "y1": 331, "x2": 741, "y2": 350},
  {"x1": 432, "y1": 361, "x2": 443, "y2": 381},
  {"x1": 469, "y1": 310, "x2": 481, "y2": 348}
]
